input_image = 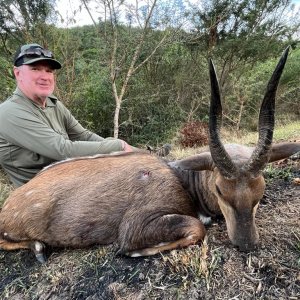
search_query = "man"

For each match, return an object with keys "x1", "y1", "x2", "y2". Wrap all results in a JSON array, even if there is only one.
[{"x1": 0, "y1": 43, "x2": 148, "y2": 188}]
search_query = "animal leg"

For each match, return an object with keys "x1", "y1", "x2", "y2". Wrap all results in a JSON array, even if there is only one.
[
  {"x1": 0, "y1": 238, "x2": 47, "y2": 263},
  {"x1": 119, "y1": 214, "x2": 206, "y2": 257},
  {"x1": 127, "y1": 236, "x2": 201, "y2": 257}
]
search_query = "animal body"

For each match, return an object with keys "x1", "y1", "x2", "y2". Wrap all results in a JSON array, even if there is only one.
[{"x1": 0, "y1": 47, "x2": 299, "y2": 263}]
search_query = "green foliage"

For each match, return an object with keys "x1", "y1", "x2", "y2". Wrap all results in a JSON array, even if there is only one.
[
  {"x1": 69, "y1": 67, "x2": 116, "y2": 137},
  {"x1": 0, "y1": 0, "x2": 56, "y2": 45},
  {"x1": 0, "y1": 57, "x2": 15, "y2": 102},
  {"x1": 214, "y1": 45, "x2": 300, "y2": 131},
  {"x1": 0, "y1": 0, "x2": 299, "y2": 145},
  {"x1": 118, "y1": 91, "x2": 184, "y2": 145},
  {"x1": 187, "y1": 0, "x2": 299, "y2": 115},
  {"x1": 264, "y1": 164, "x2": 293, "y2": 183}
]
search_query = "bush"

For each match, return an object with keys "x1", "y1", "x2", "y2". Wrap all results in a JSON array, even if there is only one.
[{"x1": 179, "y1": 121, "x2": 209, "y2": 148}]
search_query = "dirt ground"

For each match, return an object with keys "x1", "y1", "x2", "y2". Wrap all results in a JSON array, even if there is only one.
[{"x1": 0, "y1": 156, "x2": 299, "y2": 300}]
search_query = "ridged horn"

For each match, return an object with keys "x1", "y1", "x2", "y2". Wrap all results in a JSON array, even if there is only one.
[
  {"x1": 209, "y1": 59, "x2": 237, "y2": 178},
  {"x1": 243, "y1": 46, "x2": 290, "y2": 176}
]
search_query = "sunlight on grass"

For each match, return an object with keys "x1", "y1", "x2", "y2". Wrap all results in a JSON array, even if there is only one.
[
  {"x1": 171, "y1": 121, "x2": 300, "y2": 159},
  {"x1": 273, "y1": 121, "x2": 300, "y2": 141},
  {"x1": 220, "y1": 121, "x2": 300, "y2": 145}
]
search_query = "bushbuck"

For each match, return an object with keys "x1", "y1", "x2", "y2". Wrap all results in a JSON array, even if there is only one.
[{"x1": 0, "y1": 47, "x2": 299, "y2": 263}]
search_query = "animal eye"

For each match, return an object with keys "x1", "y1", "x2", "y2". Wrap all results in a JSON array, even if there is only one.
[{"x1": 216, "y1": 185, "x2": 222, "y2": 196}]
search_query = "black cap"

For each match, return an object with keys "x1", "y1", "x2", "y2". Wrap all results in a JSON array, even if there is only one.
[{"x1": 14, "y1": 43, "x2": 62, "y2": 69}]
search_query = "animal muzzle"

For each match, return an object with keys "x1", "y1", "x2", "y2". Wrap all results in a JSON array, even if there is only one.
[
  {"x1": 230, "y1": 222, "x2": 259, "y2": 252},
  {"x1": 234, "y1": 239, "x2": 259, "y2": 252}
]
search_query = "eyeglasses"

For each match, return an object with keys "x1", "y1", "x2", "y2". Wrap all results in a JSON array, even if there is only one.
[{"x1": 16, "y1": 48, "x2": 54, "y2": 60}]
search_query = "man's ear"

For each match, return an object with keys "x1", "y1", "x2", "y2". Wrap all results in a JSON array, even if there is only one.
[{"x1": 13, "y1": 66, "x2": 20, "y2": 79}]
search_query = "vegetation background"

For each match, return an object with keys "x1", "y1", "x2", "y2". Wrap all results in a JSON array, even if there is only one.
[
  {"x1": 0, "y1": 0, "x2": 299, "y2": 299},
  {"x1": 0, "y1": 0, "x2": 300, "y2": 146}
]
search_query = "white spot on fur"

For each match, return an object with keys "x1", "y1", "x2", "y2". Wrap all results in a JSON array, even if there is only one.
[
  {"x1": 127, "y1": 252, "x2": 143, "y2": 257},
  {"x1": 34, "y1": 241, "x2": 44, "y2": 252},
  {"x1": 253, "y1": 203, "x2": 259, "y2": 215},
  {"x1": 197, "y1": 213, "x2": 212, "y2": 225},
  {"x1": 154, "y1": 242, "x2": 168, "y2": 247},
  {"x1": 25, "y1": 190, "x2": 35, "y2": 197},
  {"x1": 32, "y1": 203, "x2": 43, "y2": 209}
]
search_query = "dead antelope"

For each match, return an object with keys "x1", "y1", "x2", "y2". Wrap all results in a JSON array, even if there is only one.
[{"x1": 0, "y1": 47, "x2": 299, "y2": 263}]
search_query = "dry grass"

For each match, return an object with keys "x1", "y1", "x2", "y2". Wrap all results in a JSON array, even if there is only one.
[
  {"x1": 171, "y1": 121, "x2": 300, "y2": 159},
  {"x1": 0, "y1": 169, "x2": 13, "y2": 208},
  {"x1": 221, "y1": 121, "x2": 300, "y2": 145},
  {"x1": 0, "y1": 129, "x2": 299, "y2": 300}
]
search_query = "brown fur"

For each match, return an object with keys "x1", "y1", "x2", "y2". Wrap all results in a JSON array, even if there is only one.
[
  {"x1": 0, "y1": 152, "x2": 206, "y2": 258},
  {"x1": 0, "y1": 142, "x2": 299, "y2": 260}
]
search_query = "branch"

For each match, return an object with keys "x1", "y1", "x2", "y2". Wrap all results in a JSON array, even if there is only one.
[
  {"x1": 81, "y1": 0, "x2": 98, "y2": 27},
  {"x1": 115, "y1": 0, "x2": 158, "y2": 102},
  {"x1": 133, "y1": 33, "x2": 168, "y2": 73}
]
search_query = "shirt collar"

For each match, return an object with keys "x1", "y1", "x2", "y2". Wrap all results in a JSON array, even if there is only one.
[{"x1": 14, "y1": 87, "x2": 58, "y2": 107}]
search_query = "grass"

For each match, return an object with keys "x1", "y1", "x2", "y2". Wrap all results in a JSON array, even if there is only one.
[
  {"x1": 160, "y1": 237, "x2": 222, "y2": 290},
  {"x1": 0, "y1": 169, "x2": 12, "y2": 207},
  {"x1": 273, "y1": 121, "x2": 300, "y2": 141},
  {"x1": 292, "y1": 232, "x2": 300, "y2": 265},
  {"x1": 219, "y1": 120, "x2": 300, "y2": 145},
  {"x1": 170, "y1": 120, "x2": 300, "y2": 159},
  {"x1": 264, "y1": 164, "x2": 294, "y2": 183}
]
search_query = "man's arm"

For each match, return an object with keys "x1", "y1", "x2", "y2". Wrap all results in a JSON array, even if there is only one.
[{"x1": 0, "y1": 106, "x2": 124, "y2": 160}]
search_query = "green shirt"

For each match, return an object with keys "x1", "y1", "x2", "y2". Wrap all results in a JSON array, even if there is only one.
[{"x1": 0, "y1": 88, "x2": 123, "y2": 187}]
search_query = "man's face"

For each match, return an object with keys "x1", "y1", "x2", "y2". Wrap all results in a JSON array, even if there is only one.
[{"x1": 14, "y1": 61, "x2": 56, "y2": 101}]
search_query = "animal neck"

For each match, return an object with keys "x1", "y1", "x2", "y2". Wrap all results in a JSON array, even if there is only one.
[{"x1": 174, "y1": 168, "x2": 219, "y2": 218}]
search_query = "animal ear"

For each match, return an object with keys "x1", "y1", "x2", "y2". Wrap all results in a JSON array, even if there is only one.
[
  {"x1": 169, "y1": 152, "x2": 214, "y2": 171},
  {"x1": 269, "y1": 142, "x2": 300, "y2": 162}
]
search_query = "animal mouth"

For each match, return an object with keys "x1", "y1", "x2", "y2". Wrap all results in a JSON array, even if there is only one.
[{"x1": 233, "y1": 239, "x2": 259, "y2": 252}]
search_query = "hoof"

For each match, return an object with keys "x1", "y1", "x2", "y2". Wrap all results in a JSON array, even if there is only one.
[
  {"x1": 35, "y1": 252, "x2": 47, "y2": 264},
  {"x1": 31, "y1": 241, "x2": 47, "y2": 263}
]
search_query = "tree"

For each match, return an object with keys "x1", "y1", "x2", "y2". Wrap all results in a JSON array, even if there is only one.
[
  {"x1": 0, "y1": 0, "x2": 57, "y2": 45},
  {"x1": 0, "y1": 0, "x2": 58, "y2": 101},
  {"x1": 186, "y1": 0, "x2": 300, "y2": 129},
  {"x1": 81, "y1": 0, "x2": 187, "y2": 138}
]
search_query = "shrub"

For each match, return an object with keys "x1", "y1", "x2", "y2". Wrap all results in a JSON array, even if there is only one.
[{"x1": 179, "y1": 121, "x2": 209, "y2": 148}]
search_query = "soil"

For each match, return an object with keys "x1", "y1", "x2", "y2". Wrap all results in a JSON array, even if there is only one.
[{"x1": 0, "y1": 158, "x2": 299, "y2": 300}]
